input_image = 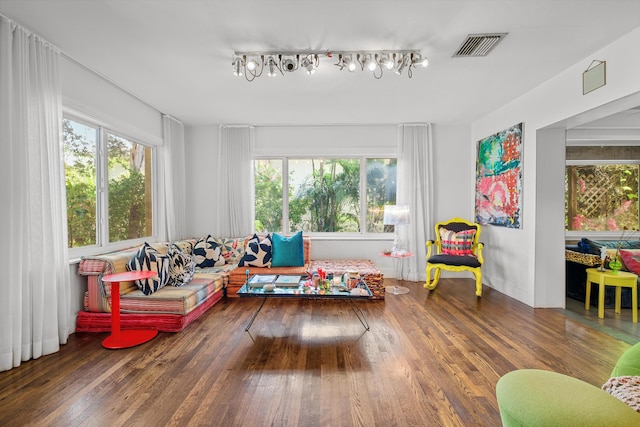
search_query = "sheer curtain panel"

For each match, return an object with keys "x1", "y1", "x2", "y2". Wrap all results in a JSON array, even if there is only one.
[
  {"x1": 215, "y1": 126, "x2": 253, "y2": 237},
  {"x1": 162, "y1": 115, "x2": 187, "y2": 241},
  {"x1": 398, "y1": 124, "x2": 433, "y2": 282},
  {"x1": 0, "y1": 15, "x2": 70, "y2": 372}
]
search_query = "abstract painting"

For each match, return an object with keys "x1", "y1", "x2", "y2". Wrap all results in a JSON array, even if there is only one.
[{"x1": 475, "y1": 123, "x2": 523, "y2": 229}]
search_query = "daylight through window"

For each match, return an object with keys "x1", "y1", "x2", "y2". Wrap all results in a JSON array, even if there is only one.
[
  {"x1": 64, "y1": 116, "x2": 153, "y2": 250},
  {"x1": 254, "y1": 158, "x2": 396, "y2": 234},
  {"x1": 565, "y1": 164, "x2": 639, "y2": 231}
]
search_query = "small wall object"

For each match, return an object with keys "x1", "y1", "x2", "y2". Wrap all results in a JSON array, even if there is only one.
[{"x1": 583, "y1": 60, "x2": 606, "y2": 95}]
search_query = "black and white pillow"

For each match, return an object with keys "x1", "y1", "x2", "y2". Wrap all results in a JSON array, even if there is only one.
[
  {"x1": 238, "y1": 234, "x2": 272, "y2": 267},
  {"x1": 192, "y1": 235, "x2": 225, "y2": 268},
  {"x1": 167, "y1": 244, "x2": 195, "y2": 287},
  {"x1": 126, "y1": 242, "x2": 170, "y2": 295}
]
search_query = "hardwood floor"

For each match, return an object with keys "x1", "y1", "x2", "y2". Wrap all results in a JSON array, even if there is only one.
[{"x1": 0, "y1": 278, "x2": 634, "y2": 427}]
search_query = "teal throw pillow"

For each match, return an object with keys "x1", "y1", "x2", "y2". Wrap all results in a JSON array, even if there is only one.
[{"x1": 271, "y1": 231, "x2": 304, "y2": 267}]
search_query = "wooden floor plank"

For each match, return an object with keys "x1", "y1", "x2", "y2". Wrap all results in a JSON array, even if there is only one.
[{"x1": 0, "y1": 278, "x2": 633, "y2": 426}]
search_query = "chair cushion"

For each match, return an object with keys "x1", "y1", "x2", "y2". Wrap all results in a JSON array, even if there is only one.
[
  {"x1": 439, "y1": 228, "x2": 476, "y2": 256},
  {"x1": 612, "y1": 342, "x2": 640, "y2": 377},
  {"x1": 496, "y1": 369, "x2": 640, "y2": 427},
  {"x1": 619, "y1": 249, "x2": 640, "y2": 274},
  {"x1": 428, "y1": 254, "x2": 481, "y2": 268}
]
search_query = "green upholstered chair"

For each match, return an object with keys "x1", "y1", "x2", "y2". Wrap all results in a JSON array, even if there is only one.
[
  {"x1": 496, "y1": 342, "x2": 640, "y2": 426},
  {"x1": 612, "y1": 341, "x2": 640, "y2": 377},
  {"x1": 496, "y1": 369, "x2": 640, "y2": 426}
]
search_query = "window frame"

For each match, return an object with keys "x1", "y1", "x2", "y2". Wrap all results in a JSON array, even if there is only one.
[
  {"x1": 64, "y1": 111, "x2": 158, "y2": 260},
  {"x1": 565, "y1": 158, "x2": 640, "y2": 240},
  {"x1": 252, "y1": 155, "x2": 397, "y2": 238}
]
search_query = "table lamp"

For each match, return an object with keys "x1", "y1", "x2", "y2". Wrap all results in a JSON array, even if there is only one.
[{"x1": 383, "y1": 205, "x2": 410, "y2": 255}]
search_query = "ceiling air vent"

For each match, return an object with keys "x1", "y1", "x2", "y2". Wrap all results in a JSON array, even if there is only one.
[{"x1": 453, "y1": 33, "x2": 507, "y2": 57}]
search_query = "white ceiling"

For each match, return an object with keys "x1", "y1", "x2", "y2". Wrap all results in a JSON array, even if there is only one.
[{"x1": 0, "y1": 0, "x2": 639, "y2": 127}]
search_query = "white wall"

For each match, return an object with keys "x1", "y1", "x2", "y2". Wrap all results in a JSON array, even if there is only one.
[
  {"x1": 473, "y1": 27, "x2": 640, "y2": 307},
  {"x1": 61, "y1": 57, "x2": 163, "y2": 145},
  {"x1": 430, "y1": 124, "x2": 474, "y2": 224},
  {"x1": 184, "y1": 123, "x2": 470, "y2": 279}
]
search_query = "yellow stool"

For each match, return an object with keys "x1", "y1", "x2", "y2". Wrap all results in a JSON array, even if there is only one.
[{"x1": 585, "y1": 268, "x2": 638, "y2": 323}]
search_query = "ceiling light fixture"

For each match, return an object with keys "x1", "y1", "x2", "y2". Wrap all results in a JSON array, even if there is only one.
[
  {"x1": 232, "y1": 57, "x2": 244, "y2": 77},
  {"x1": 380, "y1": 53, "x2": 395, "y2": 70},
  {"x1": 300, "y1": 54, "x2": 319, "y2": 75},
  {"x1": 232, "y1": 50, "x2": 427, "y2": 81},
  {"x1": 266, "y1": 55, "x2": 282, "y2": 77},
  {"x1": 412, "y1": 53, "x2": 429, "y2": 68}
]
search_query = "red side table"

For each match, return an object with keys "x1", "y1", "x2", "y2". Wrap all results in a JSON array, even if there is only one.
[{"x1": 100, "y1": 270, "x2": 159, "y2": 349}]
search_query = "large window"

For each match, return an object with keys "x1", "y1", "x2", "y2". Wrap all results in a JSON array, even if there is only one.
[
  {"x1": 254, "y1": 157, "x2": 396, "y2": 234},
  {"x1": 63, "y1": 116, "x2": 153, "y2": 251},
  {"x1": 565, "y1": 163, "x2": 639, "y2": 231}
]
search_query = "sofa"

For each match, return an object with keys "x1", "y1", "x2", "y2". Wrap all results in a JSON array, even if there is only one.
[
  {"x1": 496, "y1": 341, "x2": 640, "y2": 425},
  {"x1": 566, "y1": 237, "x2": 640, "y2": 308},
  {"x1": 76, "y1": 238, "x2": 235, "y2": 332},
  {"x1": 76, "y1": 232, "x2": 385, "y2": 333}
]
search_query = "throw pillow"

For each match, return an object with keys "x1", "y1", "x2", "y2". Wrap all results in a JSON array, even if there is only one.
[
  {"x1": 192, "y1": 235, "x2": 225, "y2": 268},
  {"x1": 171, "y1": 239, "x2": 195, "y2": 255},
  {"x1": 215, "y1": 237, "x2": 246, "y2": 264},
  {"x1": 619, "y1": 249, "x2": 640, "y2": 275},
  {"x1": 602, "y1": 376, "x2": 640, "y2": 412},
  {"x1": 126, "y1": 242, "x2": 170, "y2": 295},
  {"x1": 238, "y1": 234, "x2": 272, "y2": 267},
  {"x1": 439, "y1": 228, "x2": 476, "y2": 256},
  {"x1": 167, "y1": 243, "x2": 195, "y2": 287},
  {"x1": 271, "y1": 231, "x2": 304, "y2": 267}
]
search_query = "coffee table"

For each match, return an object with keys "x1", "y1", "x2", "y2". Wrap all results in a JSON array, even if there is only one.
[{"x1": 237, "y1": 276, "x2": 372, "y2": 332}]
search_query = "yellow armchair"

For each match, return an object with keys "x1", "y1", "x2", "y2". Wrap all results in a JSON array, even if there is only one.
[{"x1": 424, "y1": 217, "x2": 484, "y2": 297}]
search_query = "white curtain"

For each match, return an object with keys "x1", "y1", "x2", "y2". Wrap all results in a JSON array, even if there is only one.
[
  {"x1": 215, "y1": 125, "x2": 253, "y2": 237},
  {"x1": 0, "y1": 15, "x2": 70, "y2": 372},
  {"x1": 162, "y1": 115, "x2": 187, "y2": 241},
  {"x1": 398, "y1": 124, "x2": 433, "y2": 282}
]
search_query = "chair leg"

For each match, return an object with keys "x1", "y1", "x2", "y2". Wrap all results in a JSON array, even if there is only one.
[
  {"x1": 474, "y1": 271, "x2": 482, "y2": 297},
  {"x1": 425, "y1": 267, "x2": 441, "y2": 290}
]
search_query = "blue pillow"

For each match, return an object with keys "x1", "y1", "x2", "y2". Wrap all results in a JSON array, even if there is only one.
[{"x1": 271, "y1": 231, "x2": 304, "y2": 267}]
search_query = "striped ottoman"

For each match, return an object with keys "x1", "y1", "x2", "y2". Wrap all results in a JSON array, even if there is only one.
[{"x1": 309, "y1": 260, "x2": 384, "y2": 299}]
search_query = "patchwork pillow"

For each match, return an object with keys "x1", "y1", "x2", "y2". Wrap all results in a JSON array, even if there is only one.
[
  {"x1": 166, "y1": 243, "x2": 195, "y2": 287},
  {"x1": 126, "y1": 242, "x2": 170, "y2": 295},
  {"x1": 271, "y1": 231, "x2": 304, "y2": 267},
  {"x1": 238, "y1": 234, "x2": 272, "y2": 267},
  {"x1": 192, "y1": 235, "x2": 225, "y2": 268},
  {"x1": 439, "y1": 228, "x2": 476, "y2": 256},
  {"x1": 619, "y1": 249, "x2": 640, "y2": 275}
]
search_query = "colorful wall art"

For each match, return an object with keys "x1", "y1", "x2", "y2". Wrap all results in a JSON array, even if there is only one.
[{"x1": 475, "y1": 123, "x2": 523, "y2": 229}]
